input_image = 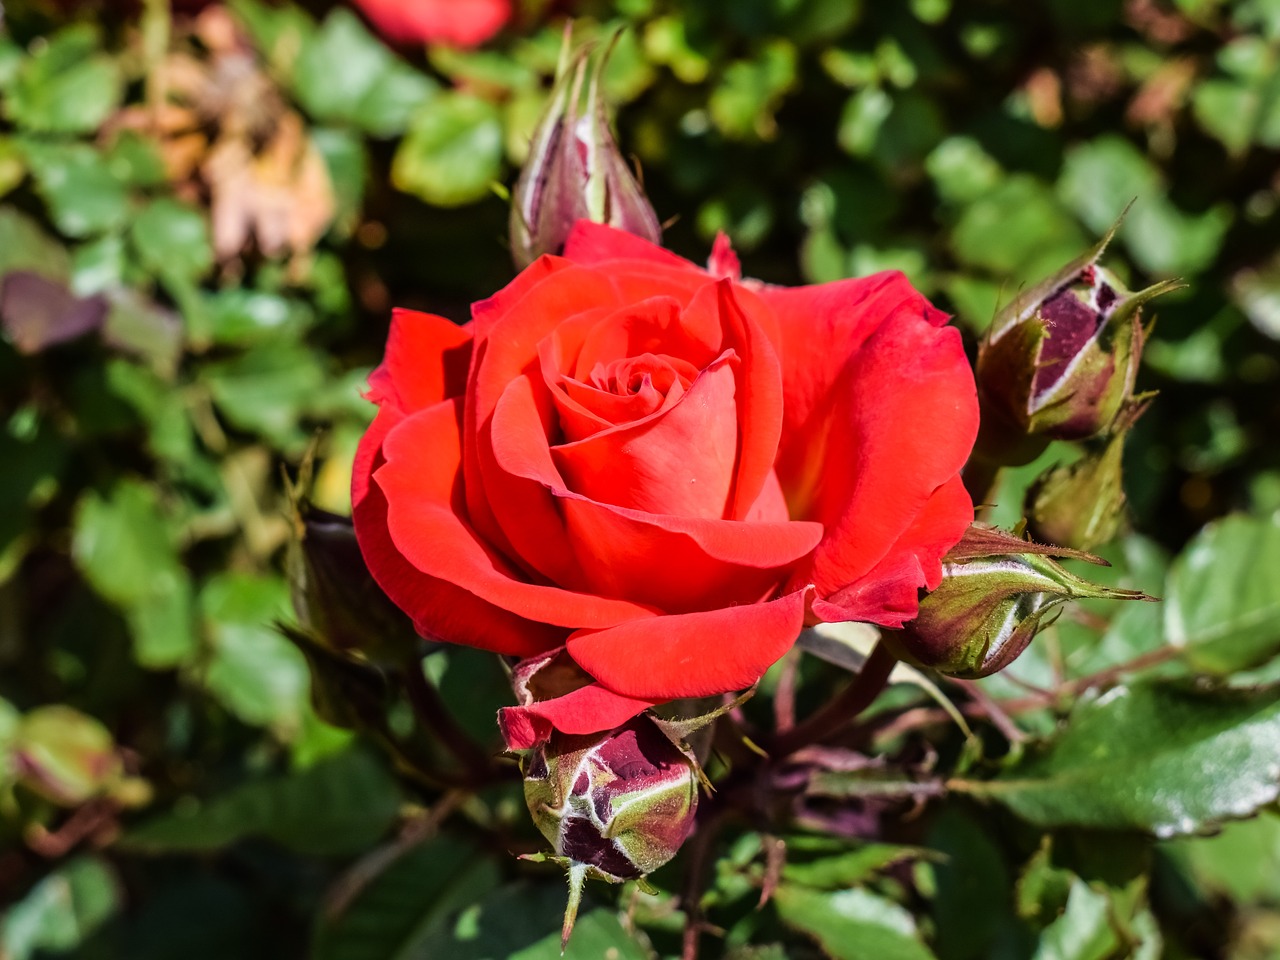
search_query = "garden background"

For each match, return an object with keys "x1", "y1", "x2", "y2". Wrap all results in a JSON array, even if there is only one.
[{"x1": 2, "y1": 0, "x2": 1280, "y2": 958}]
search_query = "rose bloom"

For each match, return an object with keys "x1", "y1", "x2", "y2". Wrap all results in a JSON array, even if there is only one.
[
  {"x1": 351, "y1": 0, "x2": 511, "y2": 48},
  {"x1": 353, "y1": 223, "x2": 979, "y2": 745}
]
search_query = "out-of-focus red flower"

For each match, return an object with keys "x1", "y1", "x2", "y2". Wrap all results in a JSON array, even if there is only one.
[{"x1": 351, "y1": 0, "x2": 512, "y2": 48}]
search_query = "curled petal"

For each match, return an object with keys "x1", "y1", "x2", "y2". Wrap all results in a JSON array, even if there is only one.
[
  {"x1": 784, "y1": 304, "x2": 978, "y2": 618},
  {"x1": 498, "y1": 683, "x2": 656, "y2": 750},
  {"x1": 376, "y1": 399, "x2": 657, "y2": 629},
  {"x1": 566, "y1": 588, "x2": 810, "y2": 701}
]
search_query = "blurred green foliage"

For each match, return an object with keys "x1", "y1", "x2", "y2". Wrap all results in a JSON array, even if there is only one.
[{"x1": 1, "y1": 0, "x2": 1279, "y2": 958}]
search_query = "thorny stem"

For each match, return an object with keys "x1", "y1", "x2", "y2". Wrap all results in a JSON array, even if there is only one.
[
  {"x1": 770, "y1": 640, "x2": 897, "y2": 758},
  {"x1": 402, "y1": 659, "x2": 496, "y2": 784}
]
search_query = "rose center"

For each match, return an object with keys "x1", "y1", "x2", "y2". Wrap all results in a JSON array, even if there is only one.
[{"x1": 588, "y1": 352, "x2": 697, "y2": 400}]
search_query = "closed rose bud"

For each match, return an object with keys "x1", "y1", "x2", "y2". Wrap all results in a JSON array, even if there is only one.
[
  {"x1": 521, "y1": 716, "x2": 698, "y2": 948},
  {"x1": 975, "y1": 230, "x2": 1178, "y2": 466},
  {"x1": 286, "y1": 501, "x2": 420, "y2": 661},
  {"x1": 1026, "y1": 402, "x2": 1149, "y2": 551},
  {"x1": 509, "y1": 35, "x2": 662, "y2": 269},
  {"x1": 884, "y1": 525, "x2": 1154, "y2": 678}
]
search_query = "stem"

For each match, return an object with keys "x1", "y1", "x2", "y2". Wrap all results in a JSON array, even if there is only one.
[
  {"x1": 323, "y1": 789, "x2": 468, "y2": 921},
  {"x1": 1000, "y1": 644, "x2": 1181, "y2": 713},
  {"x1": 771, "y1": 640, "x2": 897, "y2": 758},
  {"x1": 950, "y1": 678, "x2": 1027, "y2": 744},
  {"x1": 402, "y1": 659, "x2": 495, "y2": 784},
  {"x1": 680, "y1": 812, "x2": 725, "y2": 960}
]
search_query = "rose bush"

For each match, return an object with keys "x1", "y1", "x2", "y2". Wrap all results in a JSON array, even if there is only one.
[{"x1": 352, "y1": 223, "x2": 979, "y2": 745}]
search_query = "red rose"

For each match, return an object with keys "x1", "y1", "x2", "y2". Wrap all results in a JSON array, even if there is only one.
[
  {"x1": 351, "y1": 0, "x2": 511, "y2": 48},
  {"x1": 352, "y1": 223, "x2": 979, "y2": 745}
]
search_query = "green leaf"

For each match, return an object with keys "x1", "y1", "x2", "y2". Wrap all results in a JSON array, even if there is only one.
[
  {"x1": 955, "y1": 681, "x2": 1280, "y2": 836},
  {"x1": 5, "y1": 26, "x2": 122, "y2": 134},
  {"x1": 774, "y1": 885, "x2": 937, "y2": 960},
  {"x1": 710, "y1": 40, "x2": 798, "y2": 140},
  {"x1": 72, "y1": 479, "x2": 197, "y2": 668},
  {"x1": 0, "y1": 857, "x2": 120, "y2": 960},
  {"x1": 105, "y1": 359, "x2": 196, "y2": 463},
  {"x1": 121, "y1": 748, "x2": 402, "y2": 857},
  {"x1": 1058, "y1": 136, "x2": 1231, "y2": 276},
  {"x1": 0, "y1": 136, "x2": 25, "y2": 199},
  {"x1": 408, "y1": 882, "x2": 650, "y2": 959},
  {"x1": 1162, "y1": 810, "x2": 1280, "y2": 904},
  {"x1": 1030, "y1": 879, "x2": 1123, "y2": 960},
  {"x1": 782, "y1": 842, "x2": 934, "y2": 890},
  {"x1": 104, "y1": 131, "x2": 169, "y2": 188},
  {"x1": 102, "y1": 289, "x2": 185, "y2": 381},
  {"x1": 199, "y1": 573, "x2": 309, "y2": 733},
  {"x1": 131, "y1": 198, "x2": 214, "y2": 283},
  {"x1": 205, "y1": 289, "x2": 316, "y2": 346},
  {"x1": 200, "y1": 343, "x2": 329, "y2": 449},
  {"x1": 292, "y1": 9, "x2": 436, "y2": 137},
  {"x1": 926, "y1": 136, "x2": 1003, "y2": 205},
  {"x1": 925, "y1": 806, "x2": 1018, "y2": 960},
  {"x1": 392, "y1": 92, "x2": 504, "y2": 208},
  {"x1": 17, "y1": 140, "x2": 131, "y2": 238},
  {"x1": 951, "y1": 175, "x2": 1085, "y2": 280},
  {"x1": 312, "y1": 837, "x2": 502, "y2": 960},
  {"x1": 1165, "y1": 512, "x2": 1280, "y2": 673},
  {"x1": 0, "y1": 208, "x2": 71, "y2": 280},
  {"x1": 312, "y1": 128, "x2": 368, "y2": 237}
]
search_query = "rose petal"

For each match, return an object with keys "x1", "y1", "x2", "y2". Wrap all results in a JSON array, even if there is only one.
[
  {"x1": 707, "y1": 231, "x2": 741, "y2": 279},
  {"x1": 573, "y1": 296, "x2": 720, "y2": 378},
  {"x1": 354, "y1": 310, "x2": 472, "y2": 507},
  {"x1": 562, "y1": 220, "x2": 698, "y2": 270},
  {"x1": 552, "y1": 353, "x2": 739, "y2": 519},
  {"x1": 376, "y1": 399, "x2": 657, "y2": 628},
  {"x1": 491, "y1": 375, "x2": 822, "y2": 612},
  {"x1": 554, "y1": 366, "x2": 686, "y2": 438},
  {"x1": 707, "y1": 281, "x2": 785, "y2": 520},
  {"x1": 498, "y1": 682, "x2": 656, "y2": 749},
  {"x1": 786, "y1": 306, "x2": 978, "y2": 609},
  {"x1": 560, "y1": 496, "x2": 820, "y2": 612},
  {"x1": 759, "y1": 271, "x2": 950, "y2": 511},
  {"x1": 466, "y1": 265, "x2": 621, "y2": 560},
  {"x1": 809, "y1": 475, "x2": 974, "y2": 627},
  {"x1": 353, "y1": 416, "x2": 560, "y2": 655},
  {"x1": 367, "y1": 308, "x2": 473, "y2": 413},
  {"x1": 566, "y1": 588, "x2": 810, "y2": 700}
]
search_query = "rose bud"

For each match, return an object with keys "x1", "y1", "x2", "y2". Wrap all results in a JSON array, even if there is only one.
[
  {"x1": 522, "y1": 717, "x2": 699, "y2": 949},
  {"x1": 509, "y1": 35, "x2": 662, "y2": 269},
  {"x1": 975, "y1": 230, "x2": 1178, "y2": 466},
  {"x1": 286, "y1": 497, "x2": 422, "y2": 662},
  {"x1": 1026, "y1": 401, "x2": 1149, "y2": 551},
  {"x1": 883, "y1": 525, "x2": 1154, "y2": 678}
]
